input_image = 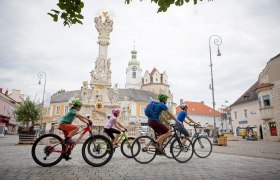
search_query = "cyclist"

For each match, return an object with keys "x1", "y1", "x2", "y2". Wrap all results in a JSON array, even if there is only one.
[
  {"x1": 104, "y1": 109, "x2": 127, "y2": 147},
  {"x1": 59, "y1": 99, "x2": 91, "y2": 145},
  {"x1": 147, "y1": 94, "x2": 182, "y2": 150},
  {"x1": 176, "y1": 104, "x2": 198, "y2": 145}
]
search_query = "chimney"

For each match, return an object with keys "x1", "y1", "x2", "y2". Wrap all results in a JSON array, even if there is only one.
[
  {"x1": 180, "y1": 99, "x2": 184, "y2": 105},
  {"x1": 5, "y1": 89, "x2": 8, "y2": 96},
  {"x1": 201, "y1": 101, "x2": 204, "y2": 104},
  {"x1": 0, "y1": 88, "x2": 2, "y2": 94}
]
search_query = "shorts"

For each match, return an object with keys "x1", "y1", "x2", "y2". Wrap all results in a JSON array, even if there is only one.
[
  {"x1": 148, "y1": 120, "x2": 169, "y2": 135},
  {"x1": 104, "y1": 128, "x2": 120, "y2": 140},
  {"x1": 175, "y1": 125, "x2": 190, "y2": 137},
  {"x1": 59, "y1": 124, "x2": 77, "y2": 137}
]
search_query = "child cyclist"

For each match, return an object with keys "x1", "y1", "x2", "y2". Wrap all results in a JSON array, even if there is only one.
[
  {"x1": 104, "y1": 109, "x2": 127, "y2": 147},
  {"x1": 175, "y1": 104, "x2": 198, "y2": 145},
  {"x1": 59, "y1": 99, "x2": 91, "y2": 145}
]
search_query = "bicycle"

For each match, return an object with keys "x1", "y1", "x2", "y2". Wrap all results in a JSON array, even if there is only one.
[
  {"x1": 188, "y1": 123, "x2": 213, "y2": 158},
  {"x1": 105, "y1": 129, "x2": 138, "y2": 158},
  {"x1": 131, "y1": 125, "x2": 193, "y2": 164},
  {"x1": 31, "y1": 121, "x2": 113, "y2": 167}
]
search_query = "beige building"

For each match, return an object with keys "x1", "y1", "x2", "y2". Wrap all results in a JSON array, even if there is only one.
[
  {"x1": 255, "y1": 53, "x2": 280, "y2": 141},
  {"x1": 230, "y1": 82, "x2": 263, "y2": 140}
]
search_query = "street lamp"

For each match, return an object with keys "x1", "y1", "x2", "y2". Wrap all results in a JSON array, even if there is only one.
[
  {"x1": 208, "y1": 35, "x2": 222, "y2": 144},
  {"x1": 38, "y1": 71, "x2": 46, "y2": 130}
]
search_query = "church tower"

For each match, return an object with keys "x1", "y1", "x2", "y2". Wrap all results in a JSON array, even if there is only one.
[{"x1": 125, "y1": 44, "x2": 142, "y2": 89}]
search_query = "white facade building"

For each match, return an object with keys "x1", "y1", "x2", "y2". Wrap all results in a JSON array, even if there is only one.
[{"x1": 125, "y1": 48, "x2": 142, "y2": 89}]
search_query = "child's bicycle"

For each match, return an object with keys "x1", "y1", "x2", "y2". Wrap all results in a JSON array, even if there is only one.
[
  {"x1": 108, "y1": 129, "x2": 138, "y2": 158},
  {"x1": 31, "y1": 121, "x2": 113, "y2": 167}
]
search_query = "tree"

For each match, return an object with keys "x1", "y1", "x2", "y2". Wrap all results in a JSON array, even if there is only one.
[
  {"x1": 14, "y1": 97, "x2": 42, "y2": 130},
  {"x1": 48, "y1": 0, "x2": 213, "y2": 27}
]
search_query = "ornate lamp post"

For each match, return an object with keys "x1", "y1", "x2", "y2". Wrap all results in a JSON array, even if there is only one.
[
  {"x1": 38, "y1": 71, "x2": 46, "y2": 130},
  {"x1": 208, "y1": 35, "x2": 222, "y2": 144}
]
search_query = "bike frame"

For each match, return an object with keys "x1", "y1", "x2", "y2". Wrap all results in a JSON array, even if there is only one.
[
  {"x1": 154, "y1": 126, "x2": 183, "y2": 151},
  {"x1": 49, "y1": 125, "x2": 93, "y2": 155},
  {"x1": 115, "y1": 131, "x2": 129, "y2": 144}
]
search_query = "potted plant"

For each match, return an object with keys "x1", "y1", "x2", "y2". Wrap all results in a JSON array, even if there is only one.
[{"x1": 14, "y1": 97, "x2": 42, "y2": 144}]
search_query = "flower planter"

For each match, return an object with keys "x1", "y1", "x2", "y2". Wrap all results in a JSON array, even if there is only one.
[
  {"x1": 18, "y1": 131, "x2": 37, "y2": 144},
  {"x1": 218, "y1": 136, "x2": 227, "y2": 146}
]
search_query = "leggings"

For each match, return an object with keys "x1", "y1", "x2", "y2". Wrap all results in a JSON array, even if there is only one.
[{"x1": 104, "y1": 128, "x2": 120, "y2": 140}]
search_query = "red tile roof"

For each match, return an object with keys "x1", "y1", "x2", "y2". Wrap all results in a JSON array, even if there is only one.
[
  {"x1": 176, "y1": 101, "x2": 221, "y2": 117},
  {"x1": 150, "y1": 67, "x2": 158, "y2": 76}
]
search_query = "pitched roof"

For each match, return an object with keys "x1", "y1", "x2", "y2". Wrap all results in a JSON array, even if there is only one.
[
  {"x1": 150, "y1": 67, "x2": 158, "y2": 76},
  {"x1": 50, "y1": 90, "x2": 82, "y2": 103},
  {"x1": 269, "y1": 53, "x2": 280, "y2": 62},
  {"x1": 230, "y1": 81, "x2": 259, "y2": 107},
  {"x1": 50, "y1": 89, "x2": 158, "y2": 103},
  {"x1": 118, "y1": 89, "x2": 158, "y2": 102},
  {"x1": 176, "y1": 101, "x2": 221, "y2": 117}
]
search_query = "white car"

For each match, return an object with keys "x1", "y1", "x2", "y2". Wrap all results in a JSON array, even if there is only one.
[{"x1": 140, "y1": 126, "x2": 154, "y2": 137}]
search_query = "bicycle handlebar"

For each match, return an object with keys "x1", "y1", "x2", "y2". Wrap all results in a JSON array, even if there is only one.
[
  {"x1": 188, "y1": 123, "x2": 201, "y2": 128},
  {"x1": 87, "y1": 120, "x2": 93, "y2": 126}
]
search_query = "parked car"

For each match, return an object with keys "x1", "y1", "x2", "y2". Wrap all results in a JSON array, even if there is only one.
[{"x1": 140, "y1": 126, "x2": 154, "y2": 137}]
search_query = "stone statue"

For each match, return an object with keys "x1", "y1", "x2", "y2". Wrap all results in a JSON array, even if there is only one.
[{"x1": 81, "y1": 81, "x2": 89, "y2": 101}]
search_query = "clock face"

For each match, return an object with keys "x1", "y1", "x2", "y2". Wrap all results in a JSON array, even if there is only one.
[{"x1": 132, "y1": 66, "x2": 137, "y2": 71}]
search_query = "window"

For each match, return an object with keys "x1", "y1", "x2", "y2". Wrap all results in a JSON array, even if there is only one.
[
  {"x1": 234, "y1": 111, "x2": 237, "y2": 120},
  {"x1": 243, "y1": 109, "x2": 248, "y2": 119},
  {"x1": 262, "y1": 95, "x2": 271, "y2": 107},
  {"x1": 64, "y1": 106, "x2": 69, "y2": 114},
  {"x1": 56, "y1": 106, "x2": 60, "y2": 115},
  {"x1": 156, "y1": 78, "x2": 158, "y2": 82},
  {"x1": 140, "y1": 107, "x2": 145, "y2": 116},
  {"x1": 258, "y1": 97, "x2": 262, "y2": 107},
  {"x1": 270, "y1": 122, "x2": 277, "y2": 136},
  {"x1": 132, "y1": 72, "x2": 136, "y2": 78}
]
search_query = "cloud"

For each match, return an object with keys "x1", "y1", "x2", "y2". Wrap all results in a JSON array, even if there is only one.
[{"x1": 0, "y1": 0, "x2": 280, "y2": 109}]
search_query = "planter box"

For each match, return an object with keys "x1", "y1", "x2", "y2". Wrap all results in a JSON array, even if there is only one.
[{"x1": 18, "y1": 132, "x2": 37, "y2": 144}]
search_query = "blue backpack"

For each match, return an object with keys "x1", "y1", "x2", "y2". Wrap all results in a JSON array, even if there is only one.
[{"x1": 145, "y1": 101, "x2": 158, "y2": 118}]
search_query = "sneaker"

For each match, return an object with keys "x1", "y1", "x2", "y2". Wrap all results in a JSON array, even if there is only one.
[
  {"x1": 113, "y1": 144, "x2": 119, "y2": 148},
  {"x1": 63, "y1": 154, "x2": 72, "y2": 161},
  {"x1": 64, "y1": 138, "x2": 75, "y2": 145},
  {"x1": 151, "y1": 142, "x2": 160, "y2": 150}
]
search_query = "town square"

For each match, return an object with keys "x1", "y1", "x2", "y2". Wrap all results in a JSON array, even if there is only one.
[{"x1": 0, "y1": 0, "x2": 280, "y2": 180}]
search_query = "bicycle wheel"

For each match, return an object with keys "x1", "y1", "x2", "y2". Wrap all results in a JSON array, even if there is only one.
[
  {"x1": 170, "y1": 138, "x2": 193, "y2": 163},
  {"x1": 193, "y1": 137, "x2": 212, "y2": 158},
  {"x1": 82, "y1": 135, "x2": 113, "y2": 167},
  {"x1": 31, "y1": 134, "x2": 65, "y2": 167},
  {"x1": 131, "y1": 136, "x2": 156, "y2": 164},
  {"x1": 121, "y1": 137, "x2": 136, "y2": 158}
]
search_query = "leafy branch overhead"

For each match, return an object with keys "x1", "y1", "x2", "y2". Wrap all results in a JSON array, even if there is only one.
[{"x1": 48, "y1": 0, "x2": 213, "y2": 27}]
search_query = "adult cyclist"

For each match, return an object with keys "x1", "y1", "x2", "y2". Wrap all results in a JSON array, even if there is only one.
[
  {"x1": 147, "y1": 94, "x2": 182, "y2": 150},
  {"x1": 175, "y1": 104, "x2": 198, "y2": 145}
]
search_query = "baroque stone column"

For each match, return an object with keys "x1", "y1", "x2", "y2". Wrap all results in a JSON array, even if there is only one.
[{"x1": 90, "y1": 13, "x2": 113, "y2": 87}]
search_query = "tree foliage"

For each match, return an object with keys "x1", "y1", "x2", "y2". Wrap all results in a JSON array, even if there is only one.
[
  {"x1": 48, "y1": 0, "x2": 213, "y2": 27},
  {"x1": 14, "y1": 98, "x2": 42, "y2": 128}
]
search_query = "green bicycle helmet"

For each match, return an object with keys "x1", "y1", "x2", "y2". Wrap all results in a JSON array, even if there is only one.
[
  {"x1": 158, "y1": 94, "x2": 169, "y2": 102},
  {"x1": 72, "y1": 99, "x2": 83, "y2": 107}
]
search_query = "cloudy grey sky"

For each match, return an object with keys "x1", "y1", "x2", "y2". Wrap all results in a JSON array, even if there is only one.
[{"x1": 0, "y1": 0, "x2": 280, "y2": 108}]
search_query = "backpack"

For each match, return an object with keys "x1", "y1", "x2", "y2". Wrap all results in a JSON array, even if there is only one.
[{"x1": 145, "y1": 101, "x2": 158, "y2": 118}]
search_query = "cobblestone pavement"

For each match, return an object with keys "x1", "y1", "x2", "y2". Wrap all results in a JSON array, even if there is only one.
[
  {"x1": 0, "y1": 135, "x2": 280, "y2": 180},
  {"x1": 212, "y1": 139, "x2": 280, "y2": 160}
]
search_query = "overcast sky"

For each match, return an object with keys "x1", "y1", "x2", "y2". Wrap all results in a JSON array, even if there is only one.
[{"x1": 0, "y1": 0, "x2": 280, "y2": 108}]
